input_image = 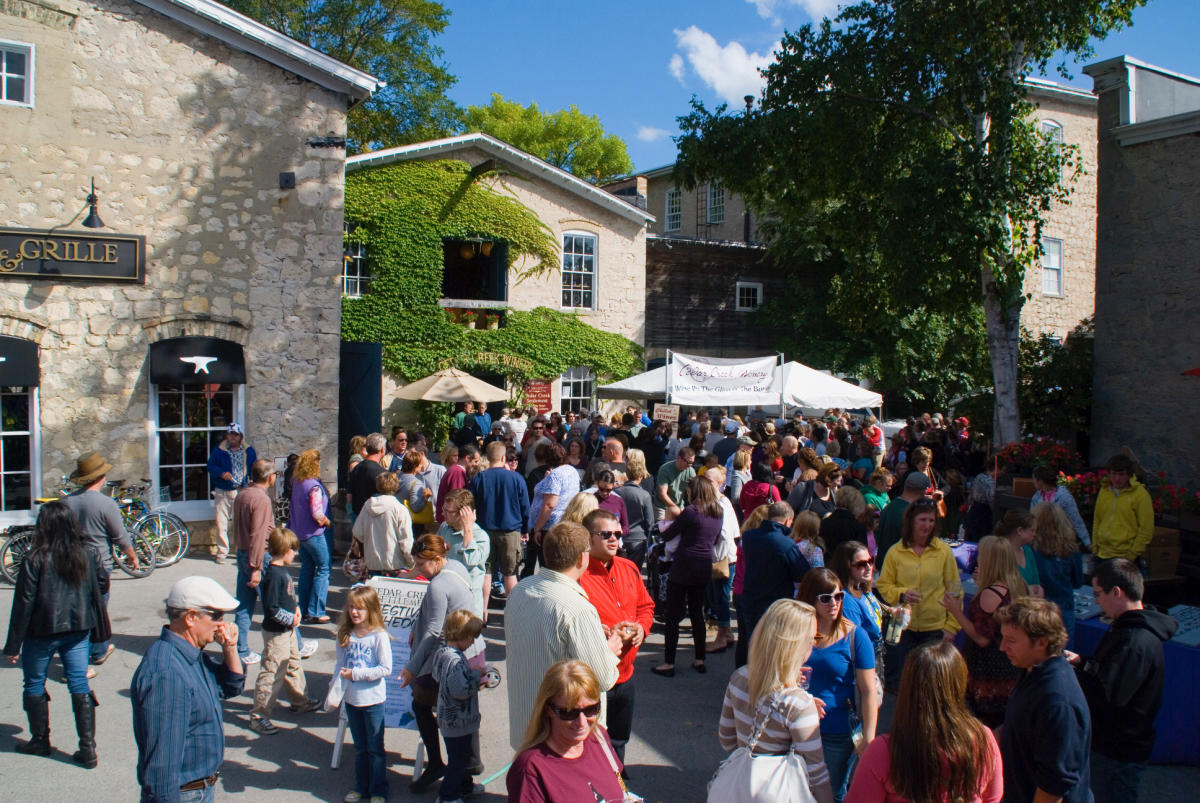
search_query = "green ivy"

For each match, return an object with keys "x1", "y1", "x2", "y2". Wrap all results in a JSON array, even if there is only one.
[{"x1": 341, "y1": 160, "x2": 643, "y2": 387}]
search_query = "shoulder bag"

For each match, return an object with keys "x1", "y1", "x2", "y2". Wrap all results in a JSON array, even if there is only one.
[
  {"x1": 594, "y1": 726, "x2": 644, "y2": 802},
  {"x1": 707, "y1": 695, "x2": 818, "y2": 803}
]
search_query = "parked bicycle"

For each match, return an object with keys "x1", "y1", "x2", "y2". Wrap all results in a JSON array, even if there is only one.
[
  {"x1": 113, "y1": 479, "x2": 191, "y2": 567},
  {"x1": 0, "y1": 521, "x2": 155, "y2": 584}
]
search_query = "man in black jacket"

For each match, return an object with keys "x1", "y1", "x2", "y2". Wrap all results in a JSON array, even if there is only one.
[{"x1": 1068, "y1": 559, "x2": 1177, "y2": 803}]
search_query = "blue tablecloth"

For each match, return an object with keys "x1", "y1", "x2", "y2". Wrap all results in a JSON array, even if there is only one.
[
  {"x1": 1074, "y1": 616, "x2": 1200, "y2": 766},
  {"x1": 951, "y1": 541, "x2": 977, "y2": 572}
]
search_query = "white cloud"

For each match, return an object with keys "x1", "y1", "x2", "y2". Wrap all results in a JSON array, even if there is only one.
[
  {"x1": 668, "y1": 53, "x2": 685, "y2": 83},
  {"x1": 636, "y1": 126, "x2": 671, "y2": 142},
  {"x1": 672, "y1": 26, "x2": 778, "y2": 106},
  {"x1": 747, "y1": 0, "x2": 841, "y2": 24}
]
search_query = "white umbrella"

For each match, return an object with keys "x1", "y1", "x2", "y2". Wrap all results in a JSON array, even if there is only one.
[{"x1": 389, "y1": 368, "x2": 508, "y2": 403}]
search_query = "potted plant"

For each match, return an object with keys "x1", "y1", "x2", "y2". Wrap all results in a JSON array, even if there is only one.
[
  {"x1": 462, "y1": 311, "x2": 477, "y2": 329},
  {"x1": 485, "y1": 313, "x2": 500, "y2": 330}
]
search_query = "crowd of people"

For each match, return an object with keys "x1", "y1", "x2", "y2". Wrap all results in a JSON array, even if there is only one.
[{"x1": 1, "y1": 406, "x2": 1181, "y2": 803}]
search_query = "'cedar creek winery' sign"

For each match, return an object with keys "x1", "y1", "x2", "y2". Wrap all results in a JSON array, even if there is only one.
[{"x1": 0, "y1": 228, "x2": 145, "y2": 283}]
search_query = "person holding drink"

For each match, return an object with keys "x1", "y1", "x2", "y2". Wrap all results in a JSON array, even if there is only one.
[{"x1": 875, "y1": 498, "x2": 961, "y2": 691}]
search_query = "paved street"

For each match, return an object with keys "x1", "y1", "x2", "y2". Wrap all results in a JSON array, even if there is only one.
[{"x1": 1, "y1": 555, "x2": 1197, "y2": 801}]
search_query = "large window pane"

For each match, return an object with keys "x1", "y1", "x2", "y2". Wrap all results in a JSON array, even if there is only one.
[
  {"x1": 159, "y1": 430, "x2": 182, "y2": 465},
  {"x1": 2, "y1": 434, "x2": 30, "y2": 471},
  {"x1": 155, "y1": 382, "x2": 232, "y2": 503},
  {"x1": 184, "y1": 466, "x2": 209, "y2": 501},
  {"x1": 2, "y1": 391, "x2": 29, "y2": 431},
  {"x1": 2, "y1": 473, "x2": 30, "y2": 511}
]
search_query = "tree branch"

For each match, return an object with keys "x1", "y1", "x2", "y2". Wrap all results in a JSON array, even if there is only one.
[{"x1": 826, "y1": 90, "x2": 968, "y2": 144}]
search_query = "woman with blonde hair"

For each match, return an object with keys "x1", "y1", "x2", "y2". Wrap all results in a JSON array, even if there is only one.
[
  {"x1": 845, "y1": 641, "x2": 1002, "y2": 803},
  {"x1": 716, "y1": 599, "x2": 834, "y2": 803},
  {"x1": 561, "y1": 491, "x2": 598, "y2": 525},
  {"x1": 791, "y1": 510, "x2": 825, "y2": 567},
  {"x1": 1032, "y1": 503, "x2": 1084, "y2": 648},
  {"x1": 507, "y1": 660, "x2": 627, "y2": 802},
  {"x1": 615, "y1": 449, "x2": 656, "y2": 571},
  {"x1": 288, "y1": 449, "x2": 332, "y2": 624},
  {"x1": 940, "y1": 535, "x2": 1026, "y2": 727}
]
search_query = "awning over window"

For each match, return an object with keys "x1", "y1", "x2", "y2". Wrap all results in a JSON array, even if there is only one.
[
  {"x1": 0, "y1": 335, "x2": 39, "y2": 386},
  {"x1": 150, "y1": 337, "x2": 246, "y2": 385}
]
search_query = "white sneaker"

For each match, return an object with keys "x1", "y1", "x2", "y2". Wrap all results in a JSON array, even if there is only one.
[
  {"x1": 343, "y1": 792, "x2": 364, "y2": 803},
  {"x1": 241, "y1": 651, "x2": 261, "y2": 666},
  {"x1": 299, "y1": 639, "x2": 318, "y2": 659},
  {"x1": 249, "y1": 716, "x2": 278, "y2": 735}
]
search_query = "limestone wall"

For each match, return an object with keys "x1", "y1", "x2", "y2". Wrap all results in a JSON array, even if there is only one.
[
  {"x1": 642, "y1": 175, "x2": 759, "y2": 243},
  {"x1": 1022, "y1": 89, "x2": 1099, "y2": 339},
  {"x1": 0, "y1": 0, "x2": 348, "y2": 517},
  {"x1": 1090, "y1": 91, "x2": 1200, "y2": 481}
]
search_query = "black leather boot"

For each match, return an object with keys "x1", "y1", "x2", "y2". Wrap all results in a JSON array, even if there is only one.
[
  {"x1": 15, "y1": 693, "x2": 51, "y2": 756},
  {"x1": 70, "y1": 692, "x2": 98, "y2": 768}
]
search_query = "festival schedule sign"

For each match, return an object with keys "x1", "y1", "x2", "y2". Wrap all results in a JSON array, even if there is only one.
[
  {"x1": 368, "y1": 575, "x2": 428, "y2": 730},
  {"x1": 667, "y1": 352, "x2": 782, "y2": 406},
  {"x1": 523, "y1": 380, "x2": 553, "y2": 414}
]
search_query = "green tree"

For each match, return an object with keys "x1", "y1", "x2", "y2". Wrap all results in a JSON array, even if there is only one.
[
  {"x1": 226, "y1": 0, "x2": 462, "y2": 151},
  {"x1": 676, "y1": 0, "x2": 1145, "y2": 444},
  {"x1": 463, "y1": 94, "x2": 633, "y2": 183}
]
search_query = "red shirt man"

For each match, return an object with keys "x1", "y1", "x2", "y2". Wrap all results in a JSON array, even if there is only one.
[{"x1": 578, "y1": 509, "x2": 654, "y2": 763}]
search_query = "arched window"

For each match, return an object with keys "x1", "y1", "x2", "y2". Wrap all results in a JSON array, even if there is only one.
[{"x1": 1041, "y1": 119, "x2": 1064, "y2": 146}]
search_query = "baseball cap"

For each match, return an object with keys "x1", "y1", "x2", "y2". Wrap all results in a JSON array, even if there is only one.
[
  {"x1": 227, "y1": 423, "x2": 244, "y2": 434},
  {"x1": 166, "y1": 576, "x2": 240, "y2": 612},
  {"x1": 724, "y1": 421, "x2": 739, "y2": 434},
  {"x1": 738, "y1": 435, "x2": 756, "y2": 446},
  {"x1": 903, "y1": 472, "x2": 931, "y2": 491}
]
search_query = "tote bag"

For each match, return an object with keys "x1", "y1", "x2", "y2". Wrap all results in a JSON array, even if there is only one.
[{"x1": 707, "y1": 697, "x2": 818, "y2": 803}]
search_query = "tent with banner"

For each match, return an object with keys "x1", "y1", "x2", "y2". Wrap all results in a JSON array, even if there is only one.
[{"x1": 598, "y1": 357, "x2": 882, "y2": 413}]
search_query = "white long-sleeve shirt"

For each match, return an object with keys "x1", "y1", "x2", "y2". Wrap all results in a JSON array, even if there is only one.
[{"x1": 335, "y1": 630, "x2": 393, "y2": 707}]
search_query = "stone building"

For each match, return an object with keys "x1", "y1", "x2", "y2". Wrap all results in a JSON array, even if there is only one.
[
  {"x1": 344, "y1": 133, "x2": 651, "y2": 417},
  {"x1": 1084, "y1": 56, "x2": 1200, "y2": 486},
  {"x1": 0, "y1": 0, "x2": 378, "y2": 530}
]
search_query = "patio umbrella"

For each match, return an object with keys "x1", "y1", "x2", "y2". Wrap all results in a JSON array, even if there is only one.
[{"x1": 388, "y1": 367, "x2": 508, "y2": 403}]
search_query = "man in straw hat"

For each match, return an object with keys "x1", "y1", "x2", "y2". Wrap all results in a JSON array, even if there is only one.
[
  {"x1": 132, "y1": 576, "x2": 244, "y2": 801},
  {"x1": 63, "y1": 451, "x2": 139, "y2": 669}
]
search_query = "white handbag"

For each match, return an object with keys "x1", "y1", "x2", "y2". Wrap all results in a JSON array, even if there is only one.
[{"x1": 707, "y1": 696, "x2": 818, "y2": 803}]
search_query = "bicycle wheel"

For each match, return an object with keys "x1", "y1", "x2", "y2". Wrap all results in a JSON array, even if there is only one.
[
  {"x1": 0, "y1": 527, "x2": 34, "y2": 584},
  {"x1": 114, "y1": 529, "x2": 156, "y2": 578},
  {"x1": 137, "y1": 512, "x2": 190, "y2": 567}
]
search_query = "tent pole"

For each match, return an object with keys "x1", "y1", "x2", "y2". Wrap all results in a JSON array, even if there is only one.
[{"x1": 665, "y1": 349, "x2": 672, "y2": 405}]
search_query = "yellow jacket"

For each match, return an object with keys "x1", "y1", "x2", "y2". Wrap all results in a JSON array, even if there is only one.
[
  {"x1": 876, "y1": 537, "x2": 962, "y2": 633},
  {"x1": 1092, "y1": 477, "x2": 1155, "y2": 560}
]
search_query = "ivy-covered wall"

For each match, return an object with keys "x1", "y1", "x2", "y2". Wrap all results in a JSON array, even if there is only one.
[{"x1": 341, "y1": 159, "x2": 644, "y2": 389}]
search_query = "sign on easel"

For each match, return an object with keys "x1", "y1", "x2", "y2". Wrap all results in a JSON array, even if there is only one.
[{"x1": 330, "y1": 575, "x2": 427, "y2": 769}]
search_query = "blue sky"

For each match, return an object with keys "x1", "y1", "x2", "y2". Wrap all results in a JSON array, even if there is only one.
[{"x1": 436, "y1": 0, "x2": 1200, "y2": 172}]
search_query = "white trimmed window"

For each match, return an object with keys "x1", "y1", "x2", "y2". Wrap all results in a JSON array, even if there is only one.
[
  {"x1": 560, "y1": 366, "x2": 594, "y2": 414},
  {"x1": 0, "y1": 386, "x2": 37, "y2": 517},
  {"x1": 343, "y1": 223, "x2": 369, "y2": 297},
  {"x1": 0, "y1": 41, "x2": 33, "y2": 106},
  {"x1": 1041, "y1": 119, "x2": 1064, "y2": 145},
  {"x1": 665, "y1": 188, "x2": 681, "y2": 232},
  {"x1": 561, "y1": 232, "x2": 596, "y2": 309},
  {"x1": 1041, "y1": 237, "x2": 1064, "y2": 296},
  {"x1": 707, "y1": 183, "x2": 725, "y2": 223},
  {"x1": 151, "y1": 383, "x2": 244, "y2": 517},
  {"x1": 735, "y1": 281, "x2": 763, "y2": 311}
]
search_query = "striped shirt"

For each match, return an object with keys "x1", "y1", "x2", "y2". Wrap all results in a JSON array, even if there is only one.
[
  {"x1": 504, "y1": 567, "x2": 620, "y2": 749},
  {"x1": 718, "y1": 665, "x2": 832, "y2": 799},
  {"x1": 132, "y1": 627, "x2": 244, "y2": 801}
]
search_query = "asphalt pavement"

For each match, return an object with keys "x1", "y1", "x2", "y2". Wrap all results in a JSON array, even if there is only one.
[{"x1": 0, "y1": 554, "x2": 1196, "y2": 801}]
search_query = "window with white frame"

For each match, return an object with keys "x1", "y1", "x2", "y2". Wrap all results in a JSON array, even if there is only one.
[
  {"x1": 665, "y1": 188, "x2": 681, "y2": 232},
  {"x1": 1041, "y1": 119, "x2": 1064, "y2": 145},
  {"x1": 561, "y1": 232, "x2": 596, "y2": 309},
  {"x1": 0, "y1": 41, "x2": 33, "y2": 106},
  {"x1": 153, "y1": 383, "x2": 238, "y2": 503},
  {"x1": 560, "y1": 366, "x2": 594, "y2": 414},
  {"x1": 343, "y1": 223, "x2": 369, "y2": 298},
  {"x1": 0, "y1": 386, "x2": 35, "y2": 512},
  {"x1": 707, "y1": 183, "x2": 725, "y2": 224},
  {"x1": 1041, "y1": 237, "x2": 1064, "y2": 296},
  {"x1": 735, "y1": 281, "x2": 763, "y2": 311}
]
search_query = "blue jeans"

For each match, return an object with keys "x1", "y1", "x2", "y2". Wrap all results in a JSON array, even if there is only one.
[
  {"x1": 89, "y1": 591, "x2": 110, "y2": 662},
  {"x1": 23, "y1": 630, "x2": 91, "y2": 696},
  {"x1": 174, "y1": 785, "x2": 215, "y2": 803},
  {"x1": 707, "y1": 571, "x2": 733, "y2": 628},
  {"x1": 346, "y1": 702, "x2": 387, "y2": 797},
  {"x1": 821, "y1": 731, "x2": 858, "y2": 803},
  {"x1": 1091, "y1": 750, "x2": 1143, "y2": 803},
  {"x1": 234, "y1": 550, "x2": 261, "y2": 657},
  {"x1": 298, "y1": 536, "x2": 330, "y2": 619}
]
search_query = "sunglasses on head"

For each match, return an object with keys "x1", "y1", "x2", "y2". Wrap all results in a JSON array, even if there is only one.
[
  {"x1": 549, "y1": 702, "x2": 601, "y2": 721},
  {"x1": 912, "y1": 498, "x2": 938, "y2": 509},
  {"x1": 816, "y1": 591, "x2": 845, "y2": 605}
]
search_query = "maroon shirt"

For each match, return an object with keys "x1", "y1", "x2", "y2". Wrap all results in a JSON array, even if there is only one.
[
  {"x1": 507, "y1": 730, "x2": 624, "y2": 803},
  {"x1": 596, "y1": 491, "x2": 630, "y2": 535}
]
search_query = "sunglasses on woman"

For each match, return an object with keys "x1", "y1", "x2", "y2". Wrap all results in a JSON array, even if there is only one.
[
  {"x1": 549, "y1": 702, "x2": 601, "y2": 721},
  {"x1": 816, "y1": 591, "x2": 845, "y2": 605},
  {"x1": 851, "y1": 560, "x2": 873, "y2": 570}
]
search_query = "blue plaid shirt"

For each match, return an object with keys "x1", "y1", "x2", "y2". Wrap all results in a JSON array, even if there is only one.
[{"x1": 132, "y1": 627, "x2": 244, "y2": 802}]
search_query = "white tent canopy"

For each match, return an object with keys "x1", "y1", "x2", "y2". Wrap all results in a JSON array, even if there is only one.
[{"x1": 598, "y1": 360, "x2": 882, "y2": 412}]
